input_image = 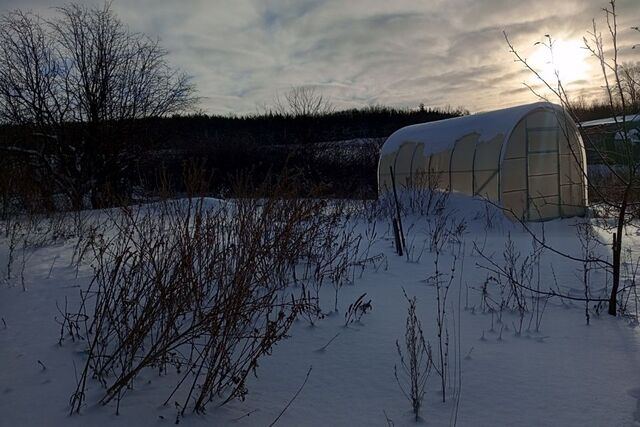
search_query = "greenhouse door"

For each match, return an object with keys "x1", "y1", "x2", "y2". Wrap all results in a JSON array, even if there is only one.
[{"x1": 526, "y1": 128, "x2": 561, "y2": 221}]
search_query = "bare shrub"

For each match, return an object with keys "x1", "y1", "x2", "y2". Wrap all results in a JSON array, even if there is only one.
[
  {"x1": 67, "y1": 178, "x2": 367, "y2": 415},
  {"x1": 427, "y1": 233, "x2": 458, "y2": 403},
  {"x1": 403, "y1": 170, "x2": 448, "y2": 217},
  {"x1": 344, "y1": 293, "x2": 372, "y2": 327},
  {"x1": 473, "y1": 233, "x2": 616, "y2": 330},
  {"x1": 395, "y1": 290, "x2": 432, "y2": 422},
  {"x1": 576, "y1": 221, "x2": 599, "y2": 325},
  {"x1": 474, "y1": 235, "x2": 545, "y2": 334}
]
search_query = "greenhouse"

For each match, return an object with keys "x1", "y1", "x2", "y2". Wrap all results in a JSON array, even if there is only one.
[{"x1": 378, "y1": 102, "x2": 588, "y2": 221}]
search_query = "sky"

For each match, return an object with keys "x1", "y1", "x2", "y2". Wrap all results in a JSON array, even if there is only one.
[{"x1": 1, "y1": 0, "x2": 639, "y2": 115}]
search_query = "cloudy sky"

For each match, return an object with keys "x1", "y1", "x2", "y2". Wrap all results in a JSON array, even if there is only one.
[{"x1": 2, "y1": 0, "x2": 639, "y2": 115}]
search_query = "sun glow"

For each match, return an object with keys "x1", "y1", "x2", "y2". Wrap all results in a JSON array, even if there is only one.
[{"x1": 529, "y1": 39, "x2": 591, "y2": 85}]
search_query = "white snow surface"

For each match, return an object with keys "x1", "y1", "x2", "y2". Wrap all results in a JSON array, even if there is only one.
[
  {"x1": 2, "y1": 195, "x2": 640, "y2": 427},
  {"x1": 380, "y1": 102, "x2": 563, "y2": 158}
]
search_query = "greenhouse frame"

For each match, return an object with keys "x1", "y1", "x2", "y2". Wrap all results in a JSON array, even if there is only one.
[{"x1": 378, "y1": 102, "x2": 588, "y2": 221}]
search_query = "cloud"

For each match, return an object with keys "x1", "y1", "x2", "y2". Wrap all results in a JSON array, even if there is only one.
[{"x1": 0, "y1": 0, "x2": 638, "y2": 114}]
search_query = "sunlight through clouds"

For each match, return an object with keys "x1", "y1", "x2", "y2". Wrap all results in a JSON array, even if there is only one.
[
  {"x1": 1, "y1": 0, "x2": 637, "y2": 114},
  {"x1": 528, "y1": 39, "x2": 591, "y2": 84}
]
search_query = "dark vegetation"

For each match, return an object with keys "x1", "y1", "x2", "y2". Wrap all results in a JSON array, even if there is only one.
[
  {"x1": 0, "y1": 104, "x2": 466, "y2": 214},
  {"x1": 136, "y1": 106, "x2": 466, "y2": 198},
  {"x1": 572, "y1": 98, "x2": 639, "y2": 123}
]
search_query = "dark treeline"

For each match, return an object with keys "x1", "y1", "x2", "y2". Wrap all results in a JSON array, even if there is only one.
[
  {"x1": 145, "y1": 100, "x2": 632, "y2": 200},
  {"x1": 139, "y1": 105, "x2": 466, "y2": 199},
  {"x1": 147, "y1": 105, "x2": 466, "y2": 148},
  {"x1": 572, "y1": 98, "x2": 640, "y2": 122},
  {"x1": 0, "y1": 105, "x2": 465, "y2": 213}
]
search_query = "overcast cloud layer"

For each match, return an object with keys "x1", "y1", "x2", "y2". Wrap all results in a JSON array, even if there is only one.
[{"x1": 1, "y1": 0, "x2": 639, "y2": 114}]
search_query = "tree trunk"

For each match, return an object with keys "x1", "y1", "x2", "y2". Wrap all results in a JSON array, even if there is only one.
[
  {"x1": 609, "y1": 232, "x2": 620, "y2": 315},
  {"x1": 608, "y1": 193, "x2": 628, "y2": 316}
]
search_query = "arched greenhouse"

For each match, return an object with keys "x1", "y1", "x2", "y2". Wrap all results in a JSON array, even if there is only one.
[{"x1": 378, "y1": 102, "x2": 588, "y2": 221}]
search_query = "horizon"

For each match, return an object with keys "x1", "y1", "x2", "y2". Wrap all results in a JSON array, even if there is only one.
[{"x1": 1, "y1": 0, "x2": 639, "y2": 115}]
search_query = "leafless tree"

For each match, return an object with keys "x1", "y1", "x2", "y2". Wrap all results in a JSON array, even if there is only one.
[
  {"x1": 274, "y1": 86, "x2": 334, "y2": 116},
  {"x1": 0, "y1": 3, "x2": 195, "y2": 209},
  {"x1": 621, "y1": 62, "x2": 640, "y2": 108},
  {"x1": 504, "y1": 0, "x2": 640, "y2": 315}
]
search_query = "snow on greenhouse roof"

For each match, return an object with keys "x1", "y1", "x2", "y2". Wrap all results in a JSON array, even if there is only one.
[
  {"x1": 580, "y1": 114, "x2": 640, "y2": 127},
  {"x1": 381, "y1": 102, "x2": 564, "y2": 157}
]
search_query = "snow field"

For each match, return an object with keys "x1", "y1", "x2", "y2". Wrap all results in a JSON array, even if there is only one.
[{"x1": 1, "y1": 196, "x2": 640, "y2": 426}]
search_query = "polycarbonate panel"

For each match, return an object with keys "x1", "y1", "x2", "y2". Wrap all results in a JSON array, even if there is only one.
[
  {"x1": 560, "y1": 185, "x2": 586, "y2": 217},
  {"x1": 528, "y1": 130, "x2": 558, "y2": 153},
  {"x1": 426, "y1": 168, "x2": 446, "y2": 188},
  {"x1": 415, "y1": 155, "x2": 433, "y2": 187},
  {"x1": 559, "y1": 154, "x2": 583, "y2": 186},
  {"x1": 474, "y1": 170, "x2": 499, "y2": 200},
  {"x1": 572, "y1": 184, "x2": 585, "y2": 205},
  {"x1": 559, "y1": 154, "x2": 572, "y2": 185},
  {"x1": 502, "y1": 190, "x2": 526, "y2": 220},
  {"x1": 572, "y1": 157, "x2": 585, "y2": 185},
  {"x1": 430, "y1": 149, "x2": 451, "y2": 189},
  {"x1": 565, "y1": 130, "x2": 583, "y2": 157},
  {"x1": 559, "y1": 130, "x2": 574, "y2": 156},
  {"x1": 558, "y1": 117, "x2": 581, "y2": 155},
  {"x1": 571, "y1": 147, "x2": 585, "y2": 183},
  {"x1": 528, "y1": 153, "x2": 557, "y2": 176},
  {"x1": 527, "y1": 110, "x2": 558, "y2": 128},
  {"x1": 528, "y1": 195, "x2": 560, "y2": 221},
  {"x1": 560, "y1": 185, "x2": 574, "y2": 206},
  {"x1": 451, "y1": 172, "x2": 473, "y2": 194},
  {"x1": 411, "y1": 144, "x2": 428, "y2": 184},
  {"x1": 474, "y1": 136, "x2": 502, "y2": 170},
  {"x1": 529, "y1": 174, "x2": 559, "y2": 198},
  {"x1": 413, "y1": 170, "x2": 429, "y2": 187},
  {"x1": 505, "y1": 120, "x2": 526, "y2": 159},
  {"x1": 501, "y1": 158, "x2": 527, "y2": 192},
  {"x1": 395, "y1": 142, "x2": 417, "y2": 188},
  {"x1": 451, "y1": 134, "x2": 477, "y2": 172},
  {"x1": 378, "y1": 153, "x2": 395, "y2": 192}
]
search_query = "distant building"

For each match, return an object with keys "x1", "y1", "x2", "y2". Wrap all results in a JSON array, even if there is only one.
[{"x1": 580, "y1": 114, "x2": 640, "y2": 163}]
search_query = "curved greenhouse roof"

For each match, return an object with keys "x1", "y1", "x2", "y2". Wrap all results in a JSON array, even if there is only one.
[{"x1": 378, "y1": 102, "x2": 588, "y2": 221}]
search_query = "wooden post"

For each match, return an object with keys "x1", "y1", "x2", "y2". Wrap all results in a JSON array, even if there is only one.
[
  {"x1": 389, "y1": 166, "x2": 406, "y2": 254},
  {"x1": 392, "y1": 219, "x2": 403, "y2": 256}
]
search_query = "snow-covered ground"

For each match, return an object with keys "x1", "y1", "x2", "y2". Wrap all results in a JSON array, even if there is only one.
[{"x1": 2, "y1": 196, "x2": 640, "y2": 426}]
